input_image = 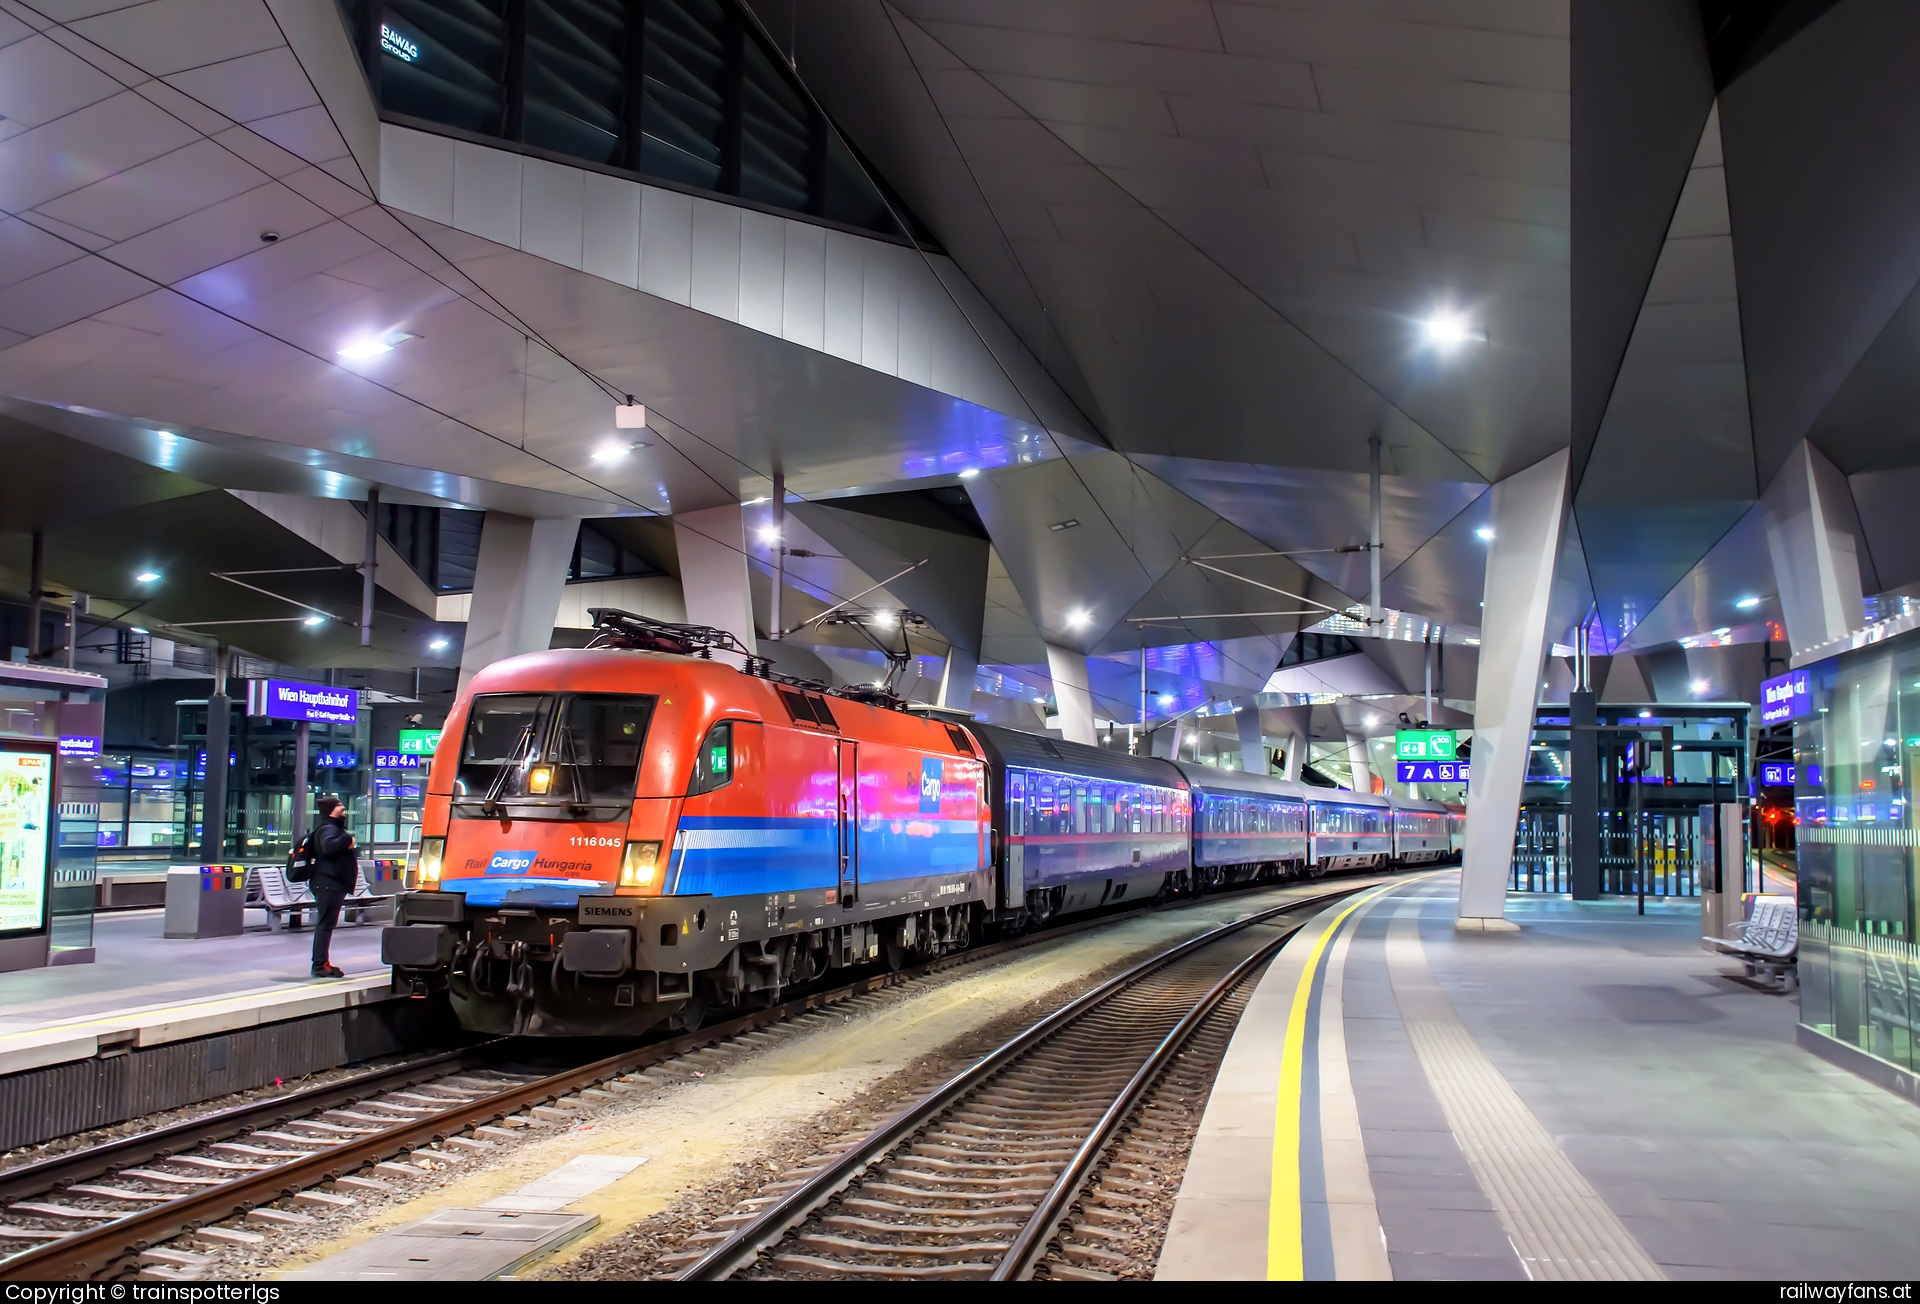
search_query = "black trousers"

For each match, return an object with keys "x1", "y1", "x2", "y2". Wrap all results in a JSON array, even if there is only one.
[{"x1": 311, "y1": 884, "x2": 348, "y2": 970}]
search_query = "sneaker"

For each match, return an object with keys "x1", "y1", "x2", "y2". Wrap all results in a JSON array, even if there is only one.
[{"x1": 311, "y1": 964, "x2": 345, "y2": 979}]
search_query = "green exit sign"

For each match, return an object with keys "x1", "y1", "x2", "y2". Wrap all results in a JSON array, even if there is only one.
[
  {"x1": 1396, "y1": 729, "x2": 1456, "y2": 761},
  {"x1": 398, "y1": 728, "x2": 443, "y2": 755}
]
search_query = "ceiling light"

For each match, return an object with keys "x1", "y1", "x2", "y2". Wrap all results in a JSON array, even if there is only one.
[
  {"x1": 1049, "y1": 519, "x2": 1080, "y2": 532},
  {"x1": 1158, "y1": 693, "x2": 1176, "y2": 707},
  {"x1": 1690, "y1": 678, "x2": 1710, "y2": 695},
  {"x1": 135, "y1": 571, "x2": 160, "y2": 584},
  {"x1": 872, "y1": 610, "x2": 897, "y2": 628},
  {"x1": 741, "y1": 496, "x2": 770, "y2": 506},
  {"x1": 1736, "y1": 596, "x2": 1760, "y2": 609},
  {"x1": 1033, "y1": 696, "x2": 1047, "y2": 704},
  {"x1": 1424, "y1": 314, "x2": 1483, "y2": 345},
  {"x1": 757, "y1": 526, "x2": 781, "y2": 543},
  {"x1": 959, "y1": 468, "x2": 980, "y2": 479},
  {"x1": 429, "y1": 637, "x2": 449, "y2": 651},
  {"x1": 1464, "y1": 636, "x2": 1481, "y2": 646},
  {"x1": 304, "y1": 615, "x2": 326, "y2": 627},
  {"x1": 1475, "y1": 526, "x2": 1494, "y2": 541},
  {"x1": 337, "y1": 331, "x2": 414, "y2": 360},
  {"x1": 130, "y1": 626, "x2": 148, "y2": 635},
  {"x1": 1065, "y1": 608, "x2": 1091, "y2": 630},
  {"x1": 1639, "y1": 709, "x2": 1652, "y2": 718}
]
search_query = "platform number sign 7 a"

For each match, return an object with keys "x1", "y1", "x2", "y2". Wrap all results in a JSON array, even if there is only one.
[{"x1": 1396, "y1": 730, "x2": 1456, "y2": 761}]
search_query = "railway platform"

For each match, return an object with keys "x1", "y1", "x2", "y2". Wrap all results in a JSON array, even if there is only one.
[
  {"x1": 0, "y1": 908, "x2": 394, "y2": 1078},
  {"x1": 1159, "y1": 872, "x2": 1920, "y2": 1281}
]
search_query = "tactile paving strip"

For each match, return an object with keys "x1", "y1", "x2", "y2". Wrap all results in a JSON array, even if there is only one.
[{"x1": 1384, "y1": 898, "x2": 1664, "y2": 1282}]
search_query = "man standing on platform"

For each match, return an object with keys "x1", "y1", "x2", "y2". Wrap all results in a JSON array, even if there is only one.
[{"x1": 308, "y1": 795, "x2": 356, "y2": 979}]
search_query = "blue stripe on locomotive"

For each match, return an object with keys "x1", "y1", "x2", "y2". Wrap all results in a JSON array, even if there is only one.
[{"x1": 666, "y1": 815, "x2": 981, "y2": 896}]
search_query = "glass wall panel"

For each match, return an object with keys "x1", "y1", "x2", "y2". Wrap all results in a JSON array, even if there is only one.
[
  {"x1": 1797, "y1": 625, "x2": 1920, "y2": 1075},
  {"x1": 526, "y1": 0, "x2": 627, "y2": 164},
  {"x1": 382, "y1": 0, "x2": 510, "y2": 135},
  {"x1": 340, "y1": 0, "x2": 912, "y2": 238},
  {"x1": 739, "y1": 38, "x2": 812, "y2": 211},
  {"x1": 639, "y1": 0, "x2": 727, "y2": 189}
]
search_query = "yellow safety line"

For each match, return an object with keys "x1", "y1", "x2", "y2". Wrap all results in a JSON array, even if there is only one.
[{"x1": 1267, "y1": 877, "x2": 1422, "y2": 1281}]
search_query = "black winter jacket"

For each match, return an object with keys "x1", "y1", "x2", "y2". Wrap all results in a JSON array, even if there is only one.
[{"x1": 310, "y1": 817, "x2": 359, "y2": 892}]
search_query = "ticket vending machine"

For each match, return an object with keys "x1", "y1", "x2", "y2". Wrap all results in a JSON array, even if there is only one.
[{"x1": 1698, "y1": 801, "x2": 1748, "y2": 948}]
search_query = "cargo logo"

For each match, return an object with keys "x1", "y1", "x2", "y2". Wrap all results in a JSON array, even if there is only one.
[
  {"x1": 486, "y1": 849, "x2": 538, "y2": 875},
  {"x1": 920, "y1": 758, "x2": 944, "y2": 814}
]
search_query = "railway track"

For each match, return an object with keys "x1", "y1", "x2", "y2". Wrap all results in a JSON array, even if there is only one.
[
  {"x1": 0, "y1": 874, "x2": 1371, "y2": 1281},
  {"x1": 671, "y1": 886, "x2": 1358, "y2": 1281}
]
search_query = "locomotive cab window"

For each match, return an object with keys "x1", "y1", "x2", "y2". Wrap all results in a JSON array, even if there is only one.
[
  {"x1": 453, "y1": 692, "x2": 656, "y2": 814},
  {"x1": 690, "y1": 721, "x2": 735, "y2": 796}
]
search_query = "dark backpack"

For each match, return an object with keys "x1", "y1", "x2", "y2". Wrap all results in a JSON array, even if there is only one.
[{"x1": 288, "y1": 830, "x2": 317, "y2": 883}]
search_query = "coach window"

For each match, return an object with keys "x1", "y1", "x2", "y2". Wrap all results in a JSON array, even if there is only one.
[
  {"x1": 1009, "y1": 771, "x2": 1027, "y2": 836},
  {"x1": 689, "y1": 721, "x2": 734, "y2": 795}
]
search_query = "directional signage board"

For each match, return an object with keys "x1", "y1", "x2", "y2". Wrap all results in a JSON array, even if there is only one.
[
  {"x1": 1759, "y1": 669, "x2": 1811, "y2": 724},
  {"x1": 1395, "y1": 730, "x2": 1457, "y2": 761},
  {"x1": 1398, "y1": 760, "x2": 1469, "y2": 785},
  {"x1": 398, "y1": 728, "x2": 443, "y2": 755}
]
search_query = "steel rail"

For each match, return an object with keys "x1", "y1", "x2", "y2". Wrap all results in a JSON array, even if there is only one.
[
  {"x1": 0, "y1": 875, "x2": 1355, "y2": 1281},
  {"x1": 675, "y1": 884, "x2": 1360, "y2": 1281},
  {"x1": 990, "y1": 928, "x2": 1296, "y2": 1279},
  {"x1": 0, "y1": 1047, "x2": 481, "y2": 1206}
]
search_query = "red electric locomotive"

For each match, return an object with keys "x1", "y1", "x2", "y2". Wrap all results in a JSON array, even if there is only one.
[{"x1": 383, "y1": 612, "x2": 990, "y2": 1035}]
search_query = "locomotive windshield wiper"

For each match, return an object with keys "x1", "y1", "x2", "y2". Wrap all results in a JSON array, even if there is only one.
[
  {"x1": 481, "y1": 722, "x2": 537, "y2": 815},
  {"x1": 557, "y1": 725, "x2": 591, "y2": 814}
]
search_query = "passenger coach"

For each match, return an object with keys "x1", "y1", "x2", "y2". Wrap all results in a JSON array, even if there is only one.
[{"x1": 382, "y1": 609, "x2": 1463, "y2": 1040}]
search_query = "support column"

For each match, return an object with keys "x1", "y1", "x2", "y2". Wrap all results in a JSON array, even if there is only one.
[
  {"x1": 200, "y1": 645, "x2": 230, "y2": 863},
  {"x1": 1460, "y1": 450, "x2": 1570, "y2": 925},
  {"x1": 26, "y1": 530, "x2": 43, "y2": 661},
  {"x1": 1283, "y1": 733, "x2": 1307, "y2": 781},
  {"x1": 1762, "y1": 440, "x2": 1867, "y2": 657},
  {"x1": 292, "y1": 720, "x2": 311, "y2": 838},
  {"x1": 458, "y1": 513, "x2": 578, "y2": 692},
  {"x1": 938, "y1": 646, "x2": 978, "y2": 712},
  {"x1": 1346, "y1": 734, "x2": 1374, "y2": 793},
  {"x1": 1568, "y1": 688, "x2": 1599, "y2": 899},
  {"x1": 1044, "y1": 643, "x2": 1096, "y2": 746},
  {"x1": 673, "y1": 505, "x2": 758, "y2": 656},
  {"x1": 1235, "y1": 698, "x2": 1266, "y2": 774}
]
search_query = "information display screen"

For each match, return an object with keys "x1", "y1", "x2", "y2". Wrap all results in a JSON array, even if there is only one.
[{"x1": 0, "y1": 747, "x2": 54, "y2": 935}]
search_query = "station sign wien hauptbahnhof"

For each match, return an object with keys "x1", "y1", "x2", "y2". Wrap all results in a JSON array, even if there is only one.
[{"x1": 246, "y1": 679, "x2": 359, "y2": 725}]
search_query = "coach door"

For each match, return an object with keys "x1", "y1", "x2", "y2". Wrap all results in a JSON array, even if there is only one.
[{"x1": 837, "y1": 740, "x2": 859, "y2": 905}]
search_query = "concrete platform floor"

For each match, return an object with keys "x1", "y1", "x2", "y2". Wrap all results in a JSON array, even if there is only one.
[
  {"x1": 1160, "y1": 872, "x2": 1920, "y2": 1281},
  {"x1": 0, "y1": 908, "x2": 391, "y2": 1073}
]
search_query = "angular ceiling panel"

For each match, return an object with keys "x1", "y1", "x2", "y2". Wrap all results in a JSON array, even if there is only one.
[
  {"x1": 1720, "y1": 0, "x2": 1920, "y2": 482},
  {"x1": 1567, "y1": 0, "x2": 1712, "y2": 489},
  {"x1": 1576, "y1": 103, "x2": 1755, "y2": 642}
]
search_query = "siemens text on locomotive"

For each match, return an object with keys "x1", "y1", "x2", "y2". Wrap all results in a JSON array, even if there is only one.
[{"x1": 380, "y1": 610, "x2": 1462, "y2": 1036}]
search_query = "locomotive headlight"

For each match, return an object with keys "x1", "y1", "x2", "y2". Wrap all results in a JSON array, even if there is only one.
[
  {"x1": 620, "y1": 840, "x2": 662, "y2": 889},
  {"x1": 527, "y1": 765, "x2": 554, "y2": 794},
  {"x1": 417, "y1": 836, "x2": 445, "y2": 884}
]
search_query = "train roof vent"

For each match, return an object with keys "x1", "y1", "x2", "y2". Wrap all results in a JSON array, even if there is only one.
[{"x1": 775, "y1": 685, "x2": 840, "y2": 732}]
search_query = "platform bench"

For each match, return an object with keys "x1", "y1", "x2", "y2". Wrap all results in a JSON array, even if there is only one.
[
  {"x1": 244, "y1": 864, "x2": 385, "y2": 932},
  {"x1": 1706, "y1": 893, "x2": 1797, "y2": 989}
]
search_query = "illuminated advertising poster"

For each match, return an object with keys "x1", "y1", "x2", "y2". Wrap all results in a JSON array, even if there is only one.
[{"x1": 0, "y1": 747, "x2": 53, "y2": 935}]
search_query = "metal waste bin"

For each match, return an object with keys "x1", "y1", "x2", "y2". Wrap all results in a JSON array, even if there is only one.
[{"x1": 164, "y1": 864, "x2": 247, "y2": 939}]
